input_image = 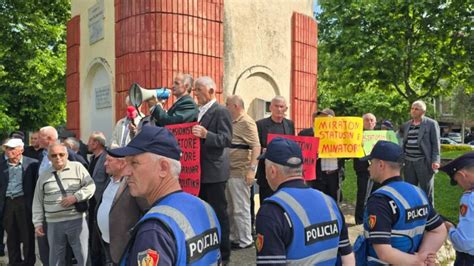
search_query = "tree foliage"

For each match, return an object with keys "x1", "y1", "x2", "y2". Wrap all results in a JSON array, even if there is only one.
[
  {"x1": 0, "y1": 0, "x2": 70, "y2": 136},
  {"x1": 316, "y1": 0, "x2": 472, "y2": 106}
]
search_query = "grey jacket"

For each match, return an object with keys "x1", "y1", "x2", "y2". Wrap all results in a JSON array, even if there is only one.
[{"x1": 401, "y1": 116, "x2": 441, "y2": 170}]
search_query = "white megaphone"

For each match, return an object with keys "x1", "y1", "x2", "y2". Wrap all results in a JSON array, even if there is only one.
[{"x1": 128, "y1": 83, "x2": 171, "y2": 108}]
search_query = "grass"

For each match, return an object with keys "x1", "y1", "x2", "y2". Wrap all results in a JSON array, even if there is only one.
[{"x1": 341, "y1": 151, "x2": 466, "y2": 223}]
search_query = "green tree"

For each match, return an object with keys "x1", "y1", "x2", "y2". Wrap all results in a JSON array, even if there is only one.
[
  {"x1": 316, "y1": 1, "x2": 472, "y2": 104},
  {"x1": 0, "y1": 0, "x2": 70, "y2": 136}
]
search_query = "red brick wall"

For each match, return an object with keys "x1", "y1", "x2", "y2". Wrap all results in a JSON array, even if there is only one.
[
  {"x1": 66, "y1": 15, "x2": 81, "y2": 137},
  {"x1": 291, "y1": 13, "x2": 318, "y2": 133},
  {"x1": 114, "y1": 0, "x2": 224, "y2": 120}
]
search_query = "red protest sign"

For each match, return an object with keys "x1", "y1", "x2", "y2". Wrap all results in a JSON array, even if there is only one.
[
  {"x1": 165, "y1": 122, "x2": 201, "y2": 196},
  {"x1": 267, "y1": 134, "x2": 319, "y2": 181}
]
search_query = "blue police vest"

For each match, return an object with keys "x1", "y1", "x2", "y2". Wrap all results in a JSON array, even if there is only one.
[
  {"x1": 265, "y1": 187, "x2": 343, "y2": 265},
  {"x1": 363, "y1": 181, "x2": 429, "y2": 265},
  {"x1": 120, "y1": 192, "x2": 221, "y2": 266}
]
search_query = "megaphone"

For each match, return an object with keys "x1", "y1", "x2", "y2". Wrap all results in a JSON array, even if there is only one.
[{"x1": 128, "y1": 83, "x2": 171, "y2": 107}]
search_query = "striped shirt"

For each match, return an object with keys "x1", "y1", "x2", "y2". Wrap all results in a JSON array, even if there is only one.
[{"x1": 404, "y1": 124, "x2": 424, "y2": 160}]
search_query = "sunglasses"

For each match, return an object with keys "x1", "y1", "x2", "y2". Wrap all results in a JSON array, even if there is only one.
[{"x1": 50, "y1": 153, "x2": 66, "y2": 158}]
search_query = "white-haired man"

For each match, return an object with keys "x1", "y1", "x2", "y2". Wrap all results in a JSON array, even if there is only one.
[
  {"x1": 400, "y1": 100, "x2": 440, "y2": 206},
  {"x1": 192, "y1": 76, "x2": 233, "y2": 263}
]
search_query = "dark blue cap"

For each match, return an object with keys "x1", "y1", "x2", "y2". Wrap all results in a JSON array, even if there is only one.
[
  {"x1": 257, "y1": 137, "x2": 303, "y2": 167},
  {"x1": 440, "y1": 152, "x2": 474, "y2": 185},
  {"x1": 108, "y1": 126, "x2": 181, "y2": 161},
  {"x1": 382, "y1": 120, "x2": 393, "y2": 129},
  {"x1": 361, "y1": 140, "x2": 402, "y2": 162}
]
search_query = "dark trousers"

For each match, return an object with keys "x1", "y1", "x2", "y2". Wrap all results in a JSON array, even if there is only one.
[
  {"x1": 250, "y1": 185, "x2": 255, "y2": 228},
  {"x1": 311, "y1": 171, "x2": 339, "y2": 202},
  {"x1": 199, "y1": 182, "x2": 231, "y2": 262},
  {"x1": 403, "y1": 158, "x2": 435, "y2": 206},
  {"x1": 0, "y1": 208, "x2": 5, "y2": 253},
  {"x1": 454, "y1": 251, "x2": 474, "y2": 266},
  {"x1": 3, "y1": 196, "x2": 35, "y2": 266},
  {"x1": 88, "y1": 197, "x2": 105, "y2": 266},
  {"x1": 354, "y1": 171, "x2": 381, "y2": 224},
  {"x1": 258, "y1": 185, "x2": 274, "y2": 204}
]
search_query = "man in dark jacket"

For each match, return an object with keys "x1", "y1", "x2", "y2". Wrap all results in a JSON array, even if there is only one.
[
  {"x1": 149, "y1": 73, "x2": 198, "y2": 126},
  {"x1": 255, "y1": 96, "x2": 295, "y2": 203},
  {"x1": 192, "y1": 76, "x2": 233, "y2": 263},
  {"x1": 0, "y1": 138, "x2": 38, "y2": 265}
]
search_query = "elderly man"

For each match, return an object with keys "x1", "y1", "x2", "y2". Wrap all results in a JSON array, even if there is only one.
[
  {"x1": 36, "y1": 126, "x2": 88, "y2": 265},
  {"x1": 225, "y1": 95, "x2": 261, "y2": 249},
  {"x1": 32, "y1": 143, "x2": 95, "y2": 266},
  {"x1": 353, "y1": 113, "x2": 381, "y2": 224},
  {"x1": 96, "y1": 154, "x2": 148, "y2": 265},
  {"x1": 192, "y1": 76, "x2": 233, "y2": 263},
  {"x1": 400, "y1": 100, "x2": 440, "y2": 206},
  {"x1": 111, "y1": 96, "x2": 141, "y2": 148},
  {"x1": 256, "y1": 96, "x2": 295, "y2": 203},
  {"x1": 355, "y1": 140, "x2": 446, "y2": 265},
  {"x1": 108, "y1": 126, "x2": 221, "y2": 265},
  {"x1": 439, "y1": 152, "x2": 474, "y2": 265},
  {"x1": 256, "y1": 138, "x2": 354, "y2": 265},
  {"x1": 0, "y1": 138, "x2": 38, "y2": 265}
]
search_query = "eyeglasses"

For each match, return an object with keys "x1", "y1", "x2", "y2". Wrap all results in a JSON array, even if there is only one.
[{"x1": 50, "y1": 153, "x2": 66, "y2": 158}]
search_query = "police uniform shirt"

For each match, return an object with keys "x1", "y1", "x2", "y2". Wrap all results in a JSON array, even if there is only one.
[
  {"x1": 127, "y1": 192, "x2": 180, "y2": 266},
  {"x1": 366, "y1": 176, "x2": 443, "y2": 246},
  {"x1": 255, "y1": 179, "x2": 352, "y2": 265},
  {"x1": 449, "y1": 190, "x2": 474, "y2": 255}
]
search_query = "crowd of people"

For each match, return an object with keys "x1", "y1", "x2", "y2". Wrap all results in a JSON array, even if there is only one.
[{"x1": 0, "y1": 72, "x2": 473, "y2": 265}]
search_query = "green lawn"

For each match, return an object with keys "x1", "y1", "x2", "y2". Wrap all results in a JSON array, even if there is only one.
[{"x1": 341, "y1": 152, "x2": 466, "y2": 223}]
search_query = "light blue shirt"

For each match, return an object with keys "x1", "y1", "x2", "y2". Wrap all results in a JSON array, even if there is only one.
[
  {"x1": 449, "y1": 190, "x2": 474, "y2": 255},
  {"x1": 39, "y1": 149, "x2": 52, "y2": 177},
  {"x1": 97, "y1": 177, "x2": 123, "y2": 243},
  {"x1": 6, "y1": 158, "x2": 23, "y2": 197}
]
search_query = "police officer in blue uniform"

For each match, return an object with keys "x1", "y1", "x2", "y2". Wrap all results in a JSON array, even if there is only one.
[
  {"x1": 255, "y1": 137, "x2": 354, "y2": 265},
  {"x1": 108, "y1": 126, "x2": 221, "y2": 266},
  {"x1": 355, "y1": 140, "x2": 447, "y2": 265},
  {"x1": 439, "y1": 152, "x2": 474, "y2": 265}
]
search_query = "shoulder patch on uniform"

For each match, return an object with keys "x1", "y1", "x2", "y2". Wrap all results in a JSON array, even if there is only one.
[
  {"x1": 256, "y1": 234, "x2": 264, "y2": 252},
  {"x1": 368, "y1": 215, "x2": 377, "y2": 229},
  {"x1": 460, "y1": 204, "x2": 468, "y2": 217},
  {"x1": 137, "y1": 249, "x2": 159, "y2": 266}
]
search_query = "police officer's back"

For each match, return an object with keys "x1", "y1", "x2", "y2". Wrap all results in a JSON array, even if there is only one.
[
  {"x1": 255, "y1": 137, "x2": 354, "y2": 265},
  {"x1": 440, "y1": 152, "x2": 474, "y2": 266},
  {"x1": 355, "y1": 140, "x2": 447, "y2": 265},
  {"x1": 108, "y1": 126, "x2": 221, "y2": 265}
]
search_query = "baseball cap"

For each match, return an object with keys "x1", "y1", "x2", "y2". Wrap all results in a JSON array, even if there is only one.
[
  {"x1": 258, "y1": 137, "x2": 303, "y2": 167},
  {"x1": 361, "y1": 140, "x2": 402, "y2": 162},
  {"x1": 439, "y1": 152, "x2": 474, "y2": 186},
  {"x1": 382, "y1": 120, "x2": 394, "y2": 129},
  {"x1": 316, "y1": 108, "x2": 335, "y2": 117},
  {"x1": 107, "y1": 126, "x2": 181, "y2": 161},
  {"x1": 3, "y1": 138, "x2": 24, "y2": 148}
]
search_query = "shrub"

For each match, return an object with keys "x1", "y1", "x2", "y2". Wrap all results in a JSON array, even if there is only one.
[{"x1": 441, "y1": 144, "x2": 472, "y2": 152}]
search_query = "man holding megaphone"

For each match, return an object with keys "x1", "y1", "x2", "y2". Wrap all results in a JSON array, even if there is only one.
[{"x1": 128, "y1": 73, "x2": 198, "y2": 129}]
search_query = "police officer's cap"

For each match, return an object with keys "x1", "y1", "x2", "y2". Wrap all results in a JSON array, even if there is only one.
[
  {"x1": 439, "y1": 152, "x2": 474, "y2": 185},
  {"x1": 361, "y1": 140, "x2": 403, "y2": 162},
  {"x1": 258, "y1": 137, "x2": 303, "y2": 167},
  {"x1": 108, "y1": 126, "x2": 181, "y2": 161}
]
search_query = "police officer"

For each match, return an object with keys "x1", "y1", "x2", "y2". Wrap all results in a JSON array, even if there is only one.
[
  {"x1": 108, "y1": 126, "x2": 221, "y2": 265},
  {"x1": 357, "y1": 140, "x2": 447, "y2": 265},
  {"x1": 439, "y1": 152, "x2": 474, "y2": 265},
  {"x1": 255, "y1": 137, "x2": 354, "y2": 265}
]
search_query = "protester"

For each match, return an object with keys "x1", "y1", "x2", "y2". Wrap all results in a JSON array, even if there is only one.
[
  {"x1": 192, "y1": 76, "x2": 233, "y2": 263},
  {"x1": 400, "y1": 100, "x2": 441, "y2": 206},
  {"x1": 255, "y1": 137, "x2": 354, "y2": 265},
  {"x1": 96, "y1": 154, "x2": 149, "y2": 265},
  {"x1": 59, "y1": 130, "x2": 89, "y2": 161},
  {"x1": 149, "y1": 72, "x2": 199, "y2": 126},
  {"x1": 32, "y1": 143, "x2": 95, "y2": 266},
  {"x1": 0, "y1": 138, "x2": 38, "y2": 265},
  {"x1": 256, "y1": 96, "x2": 295, "y2": 203},
  {"x1": 111, "y1": 96, "x2": 141, "y2": 148},
  {"x1": 108, "y1": 126, "x2": 222, "y2": 265},
  {"x1": 353, "y1": 113, "x2": 380, "y2": 224},
  {"x1": 87, "y1": 131, "x2": 108, "y2": 266},
  {"x1": 381, "y1": 120, "x2": 394, "y2": 131},
  {"x1": 23, "y1": 131, "x2": 42, "y2": 160},
  {"x1": 225, "y1": 95, "x2": 260, "y2": 250},
  {"x1": 439, "y1": 152, "x2": 474, "y2": 265},
  {"x1": 355, "y1": 140, "x2": 446, "y2": 265}
]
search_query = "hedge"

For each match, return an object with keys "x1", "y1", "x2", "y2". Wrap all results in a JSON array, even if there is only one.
[{"x1": 441, "y1": 144, "x2": 473, "y2": 152}]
